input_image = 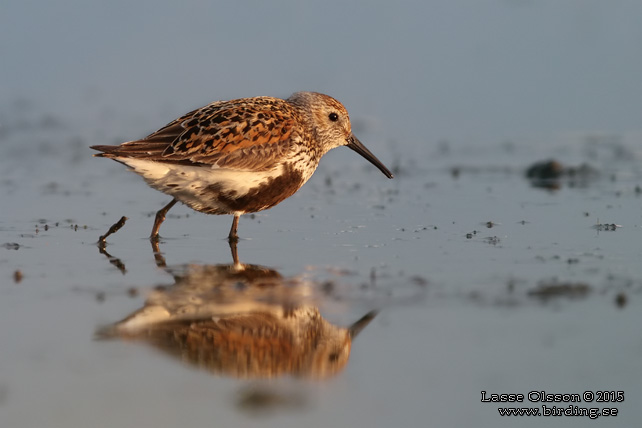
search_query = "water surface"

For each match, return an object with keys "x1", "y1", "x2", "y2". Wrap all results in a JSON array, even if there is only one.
[{"x1": 2, "y1": 2, "x2": 641, "y2": 427}]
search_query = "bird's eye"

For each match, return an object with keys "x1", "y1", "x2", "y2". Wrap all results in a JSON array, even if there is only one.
[{"x1": 328, "y1": 112, "x2": 339, "y2": 122}]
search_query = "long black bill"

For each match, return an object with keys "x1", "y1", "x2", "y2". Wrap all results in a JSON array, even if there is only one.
[
  {"x1": 348, "y1": 310, "x2": 378, "y2": 339},
  {"x1": 347, "y1": 135, "x2": 394, "y2": 179}
]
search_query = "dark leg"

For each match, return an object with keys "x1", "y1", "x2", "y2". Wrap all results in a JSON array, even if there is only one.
[
  {"x1": 151, "y1": 198, "x2": 178, "y2": 241},
  {"x1": 228, "y1": 214, "x2": 240, "y2": 242}
]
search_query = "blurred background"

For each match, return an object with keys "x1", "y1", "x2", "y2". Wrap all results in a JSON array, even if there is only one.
[
  {"x1": 2, "y1": 0, "x2": 640, "y2": 147},
  {"x1": 1, "y1": 2, "x2": 641, "y2": 428}
]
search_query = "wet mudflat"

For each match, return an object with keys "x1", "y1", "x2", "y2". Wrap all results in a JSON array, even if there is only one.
[
  {"x1": 1, "y1": 107, "x2": 641, "y2": 428},
  {"x1": 2, "y1": 2, "x2": 642, "y2": 427}
]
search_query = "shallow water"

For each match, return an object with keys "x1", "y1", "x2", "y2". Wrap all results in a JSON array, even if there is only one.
[
  {"x1": 2, "y1": 119, "x2": 641, "y2": 427},
  {"x1": 2, "y1": 2, "x2": 642, "y2": 427}
]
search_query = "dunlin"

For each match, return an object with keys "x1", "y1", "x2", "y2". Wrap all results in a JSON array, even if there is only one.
[{"x1": 91, "y1": 92, "x2": 393, "y2": 241}]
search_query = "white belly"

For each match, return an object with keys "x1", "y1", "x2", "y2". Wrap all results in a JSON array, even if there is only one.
[{"x1": 119, "y1": 158, "x2": 309, "y2": 215}]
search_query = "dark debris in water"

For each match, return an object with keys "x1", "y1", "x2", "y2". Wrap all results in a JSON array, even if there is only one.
[
  {"x1": 483, "y1": 236, "x2": 501, "y2": 246},
  {"x1": 525, "y1": 159, "x2": 599, "y2": 190},
  {"x1": 525, "y1": 159, "x2": 564, "y2": 180},
  {"x1": 95, "y1": 291, "x2": 106, "y2": 303},
  {"x1": 2, "y1": 242, "x2": 20, "y2": 250},
  {"x1": 592, "y1": 222, "x2": 621, "y2": 232},
  {"x1": 455, "y1": 272, "x2": 642, "y2": 309},
  {"x1": 409, "y1": 275, "x2": 429, "y2": 287},
  {"x1": 527, "y1": 282, "x2": 591, "y2": 301},
  {"x1": 615, "y1": 293, "x2": 627, "y2": 309},
  {"x1": 465, "y1": 230, "x2": 502, "y2": 243}
]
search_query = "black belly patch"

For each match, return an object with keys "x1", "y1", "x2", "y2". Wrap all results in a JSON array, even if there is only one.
[{"x1": 202, "y1": 163, "x2": 304, "y2": 214}]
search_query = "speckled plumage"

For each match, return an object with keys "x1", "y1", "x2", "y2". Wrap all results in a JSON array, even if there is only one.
[{"x1": 91, "y1": 92, "x2": 393, "y2": 241}]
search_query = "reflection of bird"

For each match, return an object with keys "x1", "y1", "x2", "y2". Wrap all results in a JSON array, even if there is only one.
[
  {"x1": 98, "y1": 258, "x2": 376, "y2": 379},
  {"x1": 91, "y1": 92, "x2": 393, "y2": 241}
]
